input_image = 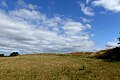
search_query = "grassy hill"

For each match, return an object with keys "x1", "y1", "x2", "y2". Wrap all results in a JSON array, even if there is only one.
[
  {"x1": 0, "y1": 53, "x2": 120, "y2": 80},
  {"x1": 95, "y1": 47, "x2": 120, "y2": 61}
]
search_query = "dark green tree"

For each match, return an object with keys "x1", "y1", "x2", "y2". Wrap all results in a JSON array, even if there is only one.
[
  {"x1": 9, "y1": 52, "x2": 19, "y2": 56},
  {"x1": 0, "y1": 54, "x2": 4, "y2": 57}
]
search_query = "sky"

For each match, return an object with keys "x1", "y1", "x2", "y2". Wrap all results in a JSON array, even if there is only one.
[{"x1": 0, "y1": 0, "x2": 120, "y2": 54}]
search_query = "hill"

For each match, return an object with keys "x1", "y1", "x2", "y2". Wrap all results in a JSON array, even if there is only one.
[
  {"x1": 95, "y1": 47, "x2": 120, "y2": 61},
  {"x1": 67, "y1": 52, "x2": 94, "y2": 56},
  {"x1": 68, "y1": 47, "x2": 120, "y2": 62},
  {"x1": 0, "y1": 53, "x2": 120, "y2": 80}
]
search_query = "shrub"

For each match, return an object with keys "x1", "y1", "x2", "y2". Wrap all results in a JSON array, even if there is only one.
[{"x1": 9, "y1": 52, "x2": 19, "y2": 57}]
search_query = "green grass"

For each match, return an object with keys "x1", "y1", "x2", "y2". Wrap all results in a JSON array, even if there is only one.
[{"x1": 0, "y1": 54, "x2": 120, "y2": 80}]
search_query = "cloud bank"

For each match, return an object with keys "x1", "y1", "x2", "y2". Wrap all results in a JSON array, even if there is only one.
[{"x1": 0, "y1": 1, "x2": 95, "y2": 54}]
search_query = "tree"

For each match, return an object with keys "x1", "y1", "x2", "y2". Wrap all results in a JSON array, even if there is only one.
[
  {"x1": 0, "y1": 54, "x2": 4, "y2": 57},
  {"x1": 117, "y1": 32, "x2": 120, "y2": 46},
  {"x1": 9, "y1": 52, "x2": 19, "y2": 56},
  {"x1": 117, "y1": 38, "x2": 120, "y2": 45}
]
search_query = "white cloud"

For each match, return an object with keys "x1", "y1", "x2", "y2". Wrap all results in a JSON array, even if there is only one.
[
  {"x1": 86, "y1": 0, "x2": 90, "y2": 4},
  {"x1": 63, "y1": 21, "x2": 87, "y2": 36},
  {"x1": 9, "y1": 9, "x2": 42, "y2": 20},
  {"x1": 1, "y1": 0, "x2": 8, "y2": 7},
  {"x1": 80, "y1": 3, "x2": 95, "y2": 16},
  {"x1": 93, "y1": 0, "x2": 120, "y2": 12},
  {"x1": 17, "y1": 0, "x2": 39, "y2": 10},
  {"x1": 80, "y1": 17, "x2": 93, "y2": 23},
  {"x1": 105, "y1": 42, "x2": 117, "y2": 48},
  {"x1": 86, "y1": 24, "x2": 92, "y2": 29},
  {"x1": 0, "y1": 2, "x2": 95, "y2": 54}
]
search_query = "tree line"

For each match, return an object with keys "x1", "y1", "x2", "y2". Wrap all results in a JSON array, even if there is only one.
[{"x1": 0, "y1": 52, "x2": 19, "y2": 57}]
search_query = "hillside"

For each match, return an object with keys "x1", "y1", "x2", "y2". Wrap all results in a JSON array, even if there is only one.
[
  {"x1": 68, "y1": 47, "x2": 120, "y2": 62},
  {"x1": 0, "y1": 53, "x2": 120, "y2": 80},
  {"x1": 95, "y1": 47, "x2": 120, "y2": 61}
]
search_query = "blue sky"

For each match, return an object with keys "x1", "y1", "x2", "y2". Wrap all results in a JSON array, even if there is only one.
[{"x1": 0, "y1": 0, "x2": 120, "y2": 54}]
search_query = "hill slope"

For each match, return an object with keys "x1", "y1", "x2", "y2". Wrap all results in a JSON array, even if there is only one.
[
  {"x1": 96, "y1": 47, "x2": 120, "y2": 61},
  {"x1": 0, "y1": 54, "x2": 120, "y2": 80}
]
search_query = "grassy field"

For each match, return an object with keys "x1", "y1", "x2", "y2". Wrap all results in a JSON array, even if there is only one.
[{"x1": 0, "y1": 54, "x2": 120, "y2": 80}]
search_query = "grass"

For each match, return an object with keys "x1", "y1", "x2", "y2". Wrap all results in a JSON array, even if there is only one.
[{"x1": 0, "y1": 54, "x2": 120, "y2": 80}]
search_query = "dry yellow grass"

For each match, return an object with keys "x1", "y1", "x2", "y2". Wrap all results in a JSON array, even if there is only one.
[{"x1": 0, "y1": 54, "x2": 120, "y2": 80}]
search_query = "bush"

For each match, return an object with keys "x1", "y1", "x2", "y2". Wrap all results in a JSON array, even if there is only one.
[
  {"x1": 0, "y1": 54, "x2": 4, "y2": 57},
  {"x1": 9, "y1": 52, "x2": 19, "y2": 57}
]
